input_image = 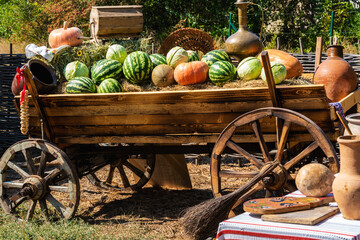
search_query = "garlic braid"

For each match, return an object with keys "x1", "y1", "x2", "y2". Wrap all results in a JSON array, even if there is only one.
[{"x1": 20, "y1": 90, "x2": 29, "y2": 135}]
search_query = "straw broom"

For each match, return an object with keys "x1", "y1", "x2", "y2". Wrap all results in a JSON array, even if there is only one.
[{"x1": 181, "y1": 160, "x2": 279, "y2": 239}]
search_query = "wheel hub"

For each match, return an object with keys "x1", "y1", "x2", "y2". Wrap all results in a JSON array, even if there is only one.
[
  {"x1": 21, "y1": 175, "x2": 47, "y2": 200},
  {"x1": 261, "y1": 163, "x2": 287, "y2": 190}
]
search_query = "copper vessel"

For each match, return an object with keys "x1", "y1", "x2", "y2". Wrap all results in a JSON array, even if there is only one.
[
  {"x1": 313, "y1": 45, "x2": 358, "y2": 103},
  {"x1": 225, "y1": 0, "x2": 263, "y2": 62}
]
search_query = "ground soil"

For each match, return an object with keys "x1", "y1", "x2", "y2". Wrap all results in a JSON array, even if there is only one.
[{"x1": 76, "y1": 159, "x2": 219, "y2": 239}]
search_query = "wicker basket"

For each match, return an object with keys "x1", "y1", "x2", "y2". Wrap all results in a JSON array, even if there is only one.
[{"x1": 158, "y1": 28, "x2": 216, "y2": 55}]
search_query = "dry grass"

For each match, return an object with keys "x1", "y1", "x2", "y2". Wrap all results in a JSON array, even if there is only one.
[{"x1": 0, "y1": 39, "x2": 28, "y2": 54}]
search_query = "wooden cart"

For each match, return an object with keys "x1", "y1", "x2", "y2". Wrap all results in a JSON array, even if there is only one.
[{"x1": 1, "y1": 53, "x2": 360, "y2": 221}]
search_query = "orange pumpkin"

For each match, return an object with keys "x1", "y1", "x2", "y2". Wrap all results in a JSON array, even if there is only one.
[
  {"x1": 48, "y1": 21, "x2": 83, "y2": 48},
  {"x1": 258, "y1": 49, "x2": 303, "y2": 79},
  {"x1": 174, "y1": 61, "x2": 209, "y2": 86}
]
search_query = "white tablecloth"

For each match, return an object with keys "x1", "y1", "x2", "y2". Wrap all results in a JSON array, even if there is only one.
[{"x1": 216, "y1": 191, "x2": 360, "y2": 240}]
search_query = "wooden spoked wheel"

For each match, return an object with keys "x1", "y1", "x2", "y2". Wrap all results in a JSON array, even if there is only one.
[
  {"x1": 211, "y1": 107, "x2": 339, "y2": 211},
  {"x1": 0, "y1": 139, "x2": 80, "y2": 220},
  {"x1": 86, "y1": 154, "x2": 155, "y2": 191}
]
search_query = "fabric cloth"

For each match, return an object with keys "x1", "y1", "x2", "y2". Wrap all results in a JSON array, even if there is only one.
[{"x1": 216, "y1": 191, "x2": 360, "y2": 240}]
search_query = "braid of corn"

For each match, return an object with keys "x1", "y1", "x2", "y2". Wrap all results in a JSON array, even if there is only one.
[{"x1": 20, "y1": 90, "x2": 29, "y2": 135}]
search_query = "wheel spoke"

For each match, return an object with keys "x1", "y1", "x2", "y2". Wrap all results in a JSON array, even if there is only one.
[
  {"x1": 275, "y1": 120, "x2": 291, "y2": 162},
  {"x1": 37, "y1": 151, "x2": 48, "y2": 177},
  {"x1": 7, "y1": 161, "x2": 29, "y2": 178},
  {"x1": 284, "y1": 141, "x2": 319, "y2": 170},
  {"x1": 44, "y1": 168, "x2": 61, "y2": 182},
  {"x1": 11, "y1": 196, "x2": 27, "y2": 209},
  {"x1": 3, "y1": 181, "x2": 23, "y2": 189},
  {"x1": 49, "y1": 185, "x2": 70, "y2": 193},
  {"x1": 46, "y1": 194, "x2": 66, "y2": 218},
  {"x1": 26, "y1": 200, "x2": 37, "y2": 221},
  {"x1": 284, "y1": 182, "x2": 297, "y2": 192},
  {"x1": 105, "y1": 165, "x2": 116, "y2": 184},
  {"x1": 123, "y1": 160, "x2": 144, "y2": 178},
  {"x1": 226, "y1": 140, "x2": 264, "y2": 169},
  {"x1": 22, "y1": 149, "x2": 36, "y2": 174},
  {"x1": 117, "y1": 165, "x2": 131, "y2": 188},
  {"x1": 39, "y1": 199, "x2": 49, "y2": 220},
  {"x1": 219, "y1": 170, "x2": 259, "y2": 178},
  {"x1": 252, "y1": 120, "x2": 272, "y2": 162}
]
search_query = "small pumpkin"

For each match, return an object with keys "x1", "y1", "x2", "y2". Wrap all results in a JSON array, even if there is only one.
[
  {"x1": 258, "y1": 49, "x2": 303, "y2": 79},
  {"x1": 174, "y1": 61, "x2": 209, "y2": 86},
  {"x1": 151, "y1": 64, "x2": 175, "y2": 87},
  {"x1": 48, "y1": 21, "x2": 83, "y2": 48}
]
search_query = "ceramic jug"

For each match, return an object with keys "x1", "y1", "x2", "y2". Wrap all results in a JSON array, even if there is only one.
[
  {"x1": 225, "y1": 0, "x2": 263, "y2": 62},
  {"x1": 332, "y1": 135, "x2": 360, "y2": 219},
  {"x1": 313, "y1": 45, "x2": 357, "y2": 103}
]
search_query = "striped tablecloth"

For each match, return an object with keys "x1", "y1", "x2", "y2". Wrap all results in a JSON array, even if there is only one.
[{"x1": 216, "y1": 191, "x2": 360, "y2": 240}]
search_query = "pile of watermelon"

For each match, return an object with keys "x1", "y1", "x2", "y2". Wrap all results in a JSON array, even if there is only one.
[{"x1": 64, "y1": 44, "x2": 288, "y2": 94}]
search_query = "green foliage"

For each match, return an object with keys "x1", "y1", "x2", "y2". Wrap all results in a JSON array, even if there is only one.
[{"x1": 1, "y1": 0, "x2": 360, "y2": 52}]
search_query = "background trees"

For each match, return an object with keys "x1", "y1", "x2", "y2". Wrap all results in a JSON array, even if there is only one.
[{"x1": 1, "y1": 0, "x2": 360, "y2": 52}]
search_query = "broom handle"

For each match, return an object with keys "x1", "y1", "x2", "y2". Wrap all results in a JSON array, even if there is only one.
[{"x1": 229, "y1": 160, "x2": 280, "y2": 199}]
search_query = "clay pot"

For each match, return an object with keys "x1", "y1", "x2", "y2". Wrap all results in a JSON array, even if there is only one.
[
  {"x1": 313, "y1": 45, "x2": 358, "y2": 103},
  {"x1": 332, "y1": 135, "x2": 360, "y2": 219},
  {"x1": 11, "y1": 59, "x2": 57, "y2": 96},
  {"x1": 224, "y1": 0, "x2": 263, "y2": 62}
]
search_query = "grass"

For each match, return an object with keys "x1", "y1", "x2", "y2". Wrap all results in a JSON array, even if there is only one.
[{"x1": 0, "y1": 208, "x2": 169, "y2": 240}]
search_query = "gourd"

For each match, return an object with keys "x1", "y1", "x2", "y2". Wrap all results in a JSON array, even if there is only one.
[
  {"x1": 151, "y1": 64, "x2": 175, "y2": 87},
  {"x1": 258, "y1": 49, "x2": 303, "y2": 79},
  {"x1": 295, "y1": 163, "x2": 334, "y2": 197},
  {"x1": 174, "y1": 61, "x2": 209, "y2": 86},
  {"x1": 48, "y1": 21, "x2": 83, "y2": 48}
]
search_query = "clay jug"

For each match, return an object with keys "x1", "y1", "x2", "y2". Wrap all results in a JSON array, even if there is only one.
[
  {"x1": 12, "y1": 59, "x2": 57, "y2": 96},
  {"x1": 332, "y1": 135, "x2": 360, "y2": 219},
  {"x1": 224, "y1": 0, "x2": 263, "y2": 62},
  {"x1": 313, "y1": 45, "x2": 357, "y2": 103}
]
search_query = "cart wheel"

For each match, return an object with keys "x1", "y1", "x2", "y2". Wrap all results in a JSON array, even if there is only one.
[
  {"x1": 211, "y1": 107, "x2": 339, "y2": 212},
  {"x1": 86, "y1": 154, "x2": 155, "y2": 191},
  {"x1": 0, "y1": 139, "x2": 80, "y2": 221}
]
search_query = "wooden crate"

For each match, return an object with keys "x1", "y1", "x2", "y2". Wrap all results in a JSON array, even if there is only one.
[{"x1": 90, "y1": 5, "x2": 143, "y2": 39}]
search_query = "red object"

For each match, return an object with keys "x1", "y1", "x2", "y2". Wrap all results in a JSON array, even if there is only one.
[
  {"x1": 174, "y1": 61, "x2": 209, "y2": 85},
  {"x1": 13, "y1": 66, "x2": 26, "y2": 103}
]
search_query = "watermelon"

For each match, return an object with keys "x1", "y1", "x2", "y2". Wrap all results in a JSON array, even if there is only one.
[
  {"x1": 209, "y1": 60, "x2": 236, "y2": 86},
  {"x1": 123, "y1": 51, "x2": 153, "y2": 85},
  {"x1": 66, "y1": 77, "x2": 96, "y2": 94},
  {"x1": 97, "y1": 78, "x2": 123, "y2": 93},
  {"x1": 166, "y1": 46, "x2": 188, "y2": 68},
  {"x1": 91, "y1": 59, "x2": 122, "y2": 85},
  {"x1": 150, "y1": 53, "x2": 166, "y2": 67},
  {"x1": 187, "y1": 50, "x2": 200, "y2": 62},
  {"x1": 106, "y1": 44, "x2": 127, "y2": 64},
  {"x1": 237, "y1": 57, "x2": 262, "y2": 80},
  {"x1": 201, "y1": 50, "x2": 230, "y2": 66}
]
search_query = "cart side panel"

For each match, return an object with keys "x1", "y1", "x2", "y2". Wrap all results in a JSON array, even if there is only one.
[{"x1": 24, "y1": 85, "x2": 333, "y2": 143}]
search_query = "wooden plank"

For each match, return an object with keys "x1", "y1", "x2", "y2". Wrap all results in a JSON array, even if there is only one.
[
  {"x1": 22, "y1": 85, "x2": 327, "y2": 107},
  {"x1": 315, "y1": 37, "x2": 323, "y2": 71},
  {"x1": 261, "y1": 51, "x2": 281, "y2": 107},
  {"x1": 338, "y1": 87, "x2": 360, "y2": 113},
  {"x1": 261, "y1": 206, "x2": 339, "y2": 225},
  {"x1": 53, "y1": 132, "x2": 339, "y2": 145},
  {"x1": 26, "y1": 97, "x2": 329, "y2": 117}
]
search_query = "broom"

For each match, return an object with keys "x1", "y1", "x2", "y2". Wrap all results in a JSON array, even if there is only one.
[{"x1": 181, "y1": 160, "x2": 279, "y2": 240}]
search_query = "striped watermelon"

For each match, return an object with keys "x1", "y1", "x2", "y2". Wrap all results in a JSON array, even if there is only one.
[
  {"x1": 187, "y1": 50, "x2": 200, "y2": 62},
  {"x1": 66, "y1": 77, "x2": 96, "y2": 94},
  {"x1": 91, "y1": 59, "x2": 122, "y2": 85},
  {"x1": 123, "y1": 51, "x2": 153, "y2": 85},
  {"x1": 150, "y1": 54, "x2": 166, "y2": 67},
  {"x1": 209, "y1": 60, "x2": 236, "y2": 86},
  {"x1": 97, "y1": 78, "x2": 123, "y2": 93},
  {"x1": 166, "y1": 46, "x2": 188, "y2": 68},
  {"x1": 201, "y1": 50, "x2": 230, "y2": 66}
]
